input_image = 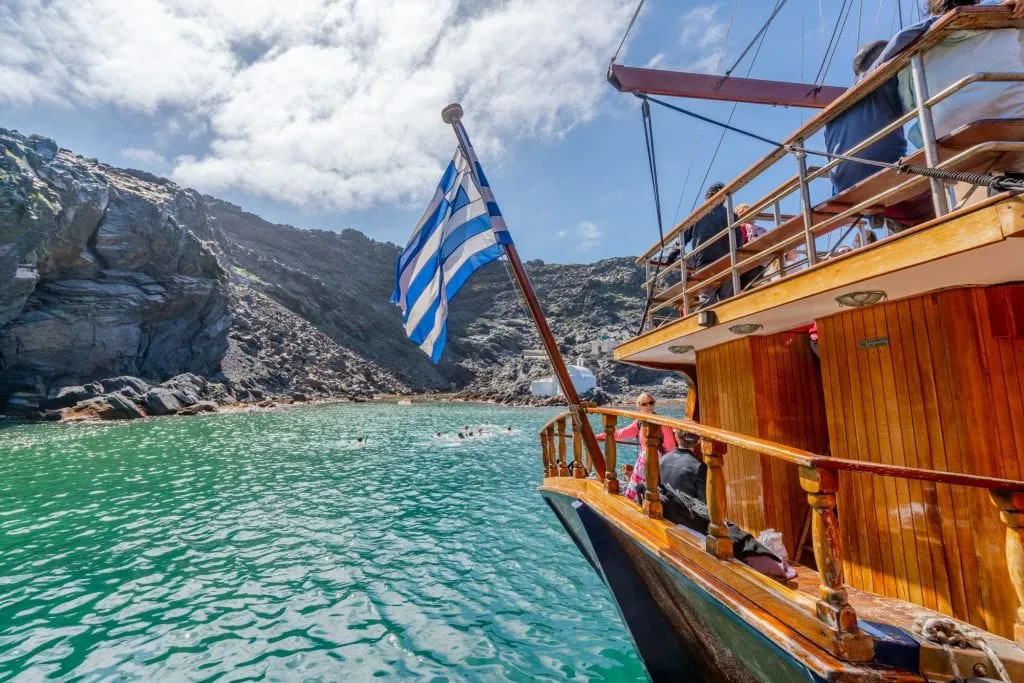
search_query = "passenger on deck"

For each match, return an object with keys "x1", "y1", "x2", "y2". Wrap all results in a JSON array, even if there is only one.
[
  {"x1": 825, "y1": 41, "x2": 935, "y2": 229},
  {"x1": 662, "y1": 183, "x2": 745, "y2": 306},
  {"x1": 596, "y1": 392, "x2": 676, "y2": 502},
  {"x1": 824, "y1": 41, "x2": 907, "y2": 194},
  {"x1": 878, "y1": 1, "x2": 1024, "y2": 144},
  {"x1": 660, "y1": 431, "x2": 706, "y2": 503},
  {"x1": 734, "y1": 203, "x2": 766, "y2": 244}
]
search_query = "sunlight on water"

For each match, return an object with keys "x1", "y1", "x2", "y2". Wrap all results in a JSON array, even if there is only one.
[{"x1": 0, "y1": 403, "x2": 646, "y2": 681}]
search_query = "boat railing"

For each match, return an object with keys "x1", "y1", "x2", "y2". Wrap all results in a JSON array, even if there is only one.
[
  {"x1": 538, "y1": 406, "x2": 1024, "y2": 658},
  {"x1": 638, "y1": 6, "x2": 1024, "y2": 328}
]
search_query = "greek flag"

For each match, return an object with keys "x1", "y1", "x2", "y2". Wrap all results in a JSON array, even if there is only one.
[{"x1": 392, "y1": 139, "x2": 512, "y2": 362}]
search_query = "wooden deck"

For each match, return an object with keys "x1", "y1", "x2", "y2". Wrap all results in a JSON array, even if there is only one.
[
  {"x1": 617, "y1": 193, "x2": 1024, "y2": 366},
  {"x1": 540, "y1": 476, "x2": 1024, "y2": 681}
]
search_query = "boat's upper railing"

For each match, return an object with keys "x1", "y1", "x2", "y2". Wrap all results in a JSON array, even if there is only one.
[
  {"x1": 538, "y1": 406, "x2": 1024, "y2": 660},
  {"x1": 637, "y1": 6, "x2": 1024, "y2": 325}
]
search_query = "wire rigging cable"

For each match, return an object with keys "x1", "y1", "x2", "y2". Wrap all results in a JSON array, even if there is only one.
[
  {"x1": 721, "y1": 0, "x2": 790, "y2": 80},
  {"x1": 611, "y1": 0, "x2": 646, "y2": 65},
  {"x1": 812, "y1": 0, "x2": 853, "y2": 87},
  {"x1": 644, "y1": 94, "x2": 1024, "y2": 193},
  {"x1": 669, "y1": 0, "x2": 740, "y2": 225},
  {"x1": 687, "y1": 2, "x2": 778, "y2": 216},
  {"x1": 636, "y1": 98, "x2": 667, "y2": 335}
]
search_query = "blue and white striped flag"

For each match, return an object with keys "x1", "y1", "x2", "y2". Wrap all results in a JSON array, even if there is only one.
[{"x1": 392, "y1": 137, "x2": 512, "y2": 362}]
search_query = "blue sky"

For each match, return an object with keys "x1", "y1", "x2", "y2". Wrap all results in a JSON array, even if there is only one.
[{"x1": 0, "y1": 0, "x2": 929, "y2": 262}]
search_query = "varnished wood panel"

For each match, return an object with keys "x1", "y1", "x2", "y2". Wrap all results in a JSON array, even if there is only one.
[
  {"x1": 817, "y1": 286, "x2": 1024, "y2": 638},
  {"x1": 697, "y1": 334, "x2": 828, "y2": 557}
]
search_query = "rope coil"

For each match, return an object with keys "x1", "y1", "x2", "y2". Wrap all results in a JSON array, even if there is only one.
[{"x1": 912, "y1": 617, "x2": 1011, "y2": 682}]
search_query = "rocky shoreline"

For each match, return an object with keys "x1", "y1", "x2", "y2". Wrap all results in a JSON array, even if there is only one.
[
  {"x1": 5, "y1": 374, "x2": 687, "y2": 424},
  {"x1": 2, "y1": 128, "x2": 682, "y2": 418}
]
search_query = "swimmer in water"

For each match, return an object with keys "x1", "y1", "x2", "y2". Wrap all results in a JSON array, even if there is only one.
[
  {"x1": 457, "y1": 432, "x2": 465, "y2": 439},
  {"x1": 356, "y1": 437, "x2": 364, "y2": 444},
  {"x1": 506, "y1": 426, "x2": 512, "y2": 432},
  {"x1": 435, "y1": 432, "x2": 442, "y2": 437}
]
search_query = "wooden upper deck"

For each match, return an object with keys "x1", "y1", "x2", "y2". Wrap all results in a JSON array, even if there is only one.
[
  {"x1": 621, "y1": 5, "x2": 1024, "y2": 367},
  {"x1": 617, "y1": 192, "x2": 1024, "y2": 366}
]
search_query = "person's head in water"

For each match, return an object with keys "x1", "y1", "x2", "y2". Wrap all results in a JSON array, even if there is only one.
[
  {"x1": 636, "y1": 392, "x2": 656, "y2": 414},
  {"x1": 435, "y1": 432, "x2": 441, "y2": 437},
  {"x1": 356, "y1": 437, "x2": 364, "y2": 443},
  {"x1": 852, "y1": 40, "x2": 887, "y2": 77},
  {"x1": 506, "y1": 426, "x2": 512, "y2": 432},
  {"x1": 457, "y1": 432, "x2": 465, "y2": 439}
]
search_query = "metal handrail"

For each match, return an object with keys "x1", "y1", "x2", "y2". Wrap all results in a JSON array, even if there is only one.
[
  {"x1": 635, "y1": 5, "x2": 1020, "y2": 263},
  {"x1": 635, "y1": 10, "x2": 1024, "y2": 322}
]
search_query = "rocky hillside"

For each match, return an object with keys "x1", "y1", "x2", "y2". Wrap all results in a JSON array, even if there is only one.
[{"x1": 0, "y1": 128, "x2": 675, "y2": 416}]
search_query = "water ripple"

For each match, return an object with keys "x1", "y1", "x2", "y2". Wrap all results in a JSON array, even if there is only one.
[{"x1": 0, "y1": 404, "x2": 645, "y2": 681}]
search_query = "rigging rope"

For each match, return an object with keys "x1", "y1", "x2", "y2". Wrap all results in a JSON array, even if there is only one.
[
  {"x1": 688, "y1": 5, "x2": 777, "y2": 216},
  {"x1": 720, "y1": 0, "x2": 789, "y2": 81},
  {"x1": 644, "y1": 94, "x2": 1024, "y2": 190},
  {"x1": 872, "y1": 0, "x2": 885, "y2": 36},
  {"x1": 813, "y1": 0, "x2": 853, "y2": 87},
  {"x1": 669, "y1": 0, "x2": 740, "y2": 225},
  {"x1": 636, "y1": 98, "x2": 667, "y2": 335},
  {"x1": 611, "y1": 0, "x2": 646, "y2": 65},
  {"x1": 912, "y1": 617, "x2": 1011, "y2": 683}
]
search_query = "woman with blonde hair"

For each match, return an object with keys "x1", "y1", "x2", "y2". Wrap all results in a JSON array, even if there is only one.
[{"x1": 597, "y1": 392, "x2": 677, "y2": 502}]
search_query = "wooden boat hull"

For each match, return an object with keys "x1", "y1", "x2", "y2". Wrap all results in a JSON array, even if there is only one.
[{"x1": 541, "y1": 489, "x2": 904, "y2": 682}]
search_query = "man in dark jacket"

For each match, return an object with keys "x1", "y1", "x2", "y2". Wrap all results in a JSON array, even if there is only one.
[
  {"x1": 659, "y1": 430, "x2": 706, "y2": 503},
  {"x1": 662, "y1": 182, "x2": 745, "y2": 304},
  {"x1": 824, "y1": 41, "x2": 907, "y2": 193}
]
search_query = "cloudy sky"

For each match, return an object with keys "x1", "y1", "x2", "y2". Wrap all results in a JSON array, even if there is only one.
[{"x1": 0, "y1": 0, "x2": 927, "y2": 261}]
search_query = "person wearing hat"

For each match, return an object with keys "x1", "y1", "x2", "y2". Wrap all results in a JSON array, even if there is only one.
[{"x1": 659, "y1": 430, "x2": 707, "y2": 503}]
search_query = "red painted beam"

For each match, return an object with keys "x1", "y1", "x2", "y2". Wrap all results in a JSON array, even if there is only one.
[{"x1": 608, "y1": 63, "x2": 847, "y2": 109}]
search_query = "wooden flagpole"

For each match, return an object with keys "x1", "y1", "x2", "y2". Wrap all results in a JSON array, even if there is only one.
[{"x1": 441, "y1": 103, "x2": 606, "y2": 480}]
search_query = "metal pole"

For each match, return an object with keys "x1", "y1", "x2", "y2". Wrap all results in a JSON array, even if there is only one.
[
  {"x1": 910, "y1": 54, "x2": 950, "y2": 217},
  {"x1": 441, "y1": 102, "x2": 606, "y2": 480},
  {"x1": 794, "y1": 141, "x2": 818, "y2": 267},
  {"x1": 773, "y1": 201, "x2": 782, "y2": 228},
  {"x1": 679, "y1": 235, "x2": 689, "y2": 316},
  {"x1": 724, "y1": 192, "x2": 741, "y2": 296}
]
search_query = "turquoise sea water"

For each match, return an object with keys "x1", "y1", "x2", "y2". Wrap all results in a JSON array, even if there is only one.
[{"x1": 0, "y1": 403, "x2": 649, "y2": 681}]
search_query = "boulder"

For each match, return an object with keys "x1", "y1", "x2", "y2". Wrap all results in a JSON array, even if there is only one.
[
  {"x1": 99, "y1": 376, "x2": 151, "y2": 397},
  {"x1": 3, "y1": 392, "x2": 43, "y2": 413},
  {"x1": 177, "y1": 401, "x2": 217, "y2": 415},
  {"x1": 142, "y1": 388, "x2": 182, "y2": 416},
  {"x1": 65, "y1": 393, "x2": 145, "y2": 420},
  {"x1": 40, "y1": 385, "x2": 99, "y2": 410}
]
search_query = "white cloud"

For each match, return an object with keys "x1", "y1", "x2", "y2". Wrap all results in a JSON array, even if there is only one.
[
  {"x1": 0, "y1": 0, "x2": 632, "y2": 211},
  {"x1": 679, "y1": 3, "x2": 729, "y2": 75},
  {"x1": 644, "y1": 53, "x2": 667, "y2": 69},
  {"x1": 577, "y1": 221, "x2": 602, "y2": 249},
  {"x1": 120, "y1": 147, "x2": 170, "y2": 172},
  {"x1": 558, "y1": 221, "x2": 602, "y2": 249}
]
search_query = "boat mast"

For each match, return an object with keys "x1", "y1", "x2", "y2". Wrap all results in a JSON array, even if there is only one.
[{"x1": 441, "y1": 103, "x2": 607, "y2": 480}]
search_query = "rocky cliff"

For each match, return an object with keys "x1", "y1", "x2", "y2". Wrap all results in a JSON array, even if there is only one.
[{"x1": 0, "y1": 128, "x2": 675, "y2": 416}]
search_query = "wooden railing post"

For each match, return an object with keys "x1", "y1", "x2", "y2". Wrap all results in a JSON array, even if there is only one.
[
  {"x1": 544, "y1": 425, "x2": 556, "y2": 477},
  {"x1": 572, "y1": 420, "x2": 585, "y2": 479},
  {"x1": 641, "y1": 421, "x2": 663, "y2": 519},
  {"x1": 799, "y1": 466, "x2": 873, "y2": 662},
  {"x1": 702, "y1": 438, "x2": 732, "y2": 559},
  {"x1": 540, "y1": 430, "x2": 550, "y2": 476},
  {"x1": 556, "y1": 417, "x2": 569, "y2": 477},
  {"x1": 990, "y1": 491, "x2": 1024, "y2": 646},
  {"x1": 603, "y1": 414, "x2": 619, "y2": 494}
]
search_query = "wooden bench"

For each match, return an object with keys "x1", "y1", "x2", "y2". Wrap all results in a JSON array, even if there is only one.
[{"x1": 653, "y1": 118, "x2": 1024, "y2": 307}]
